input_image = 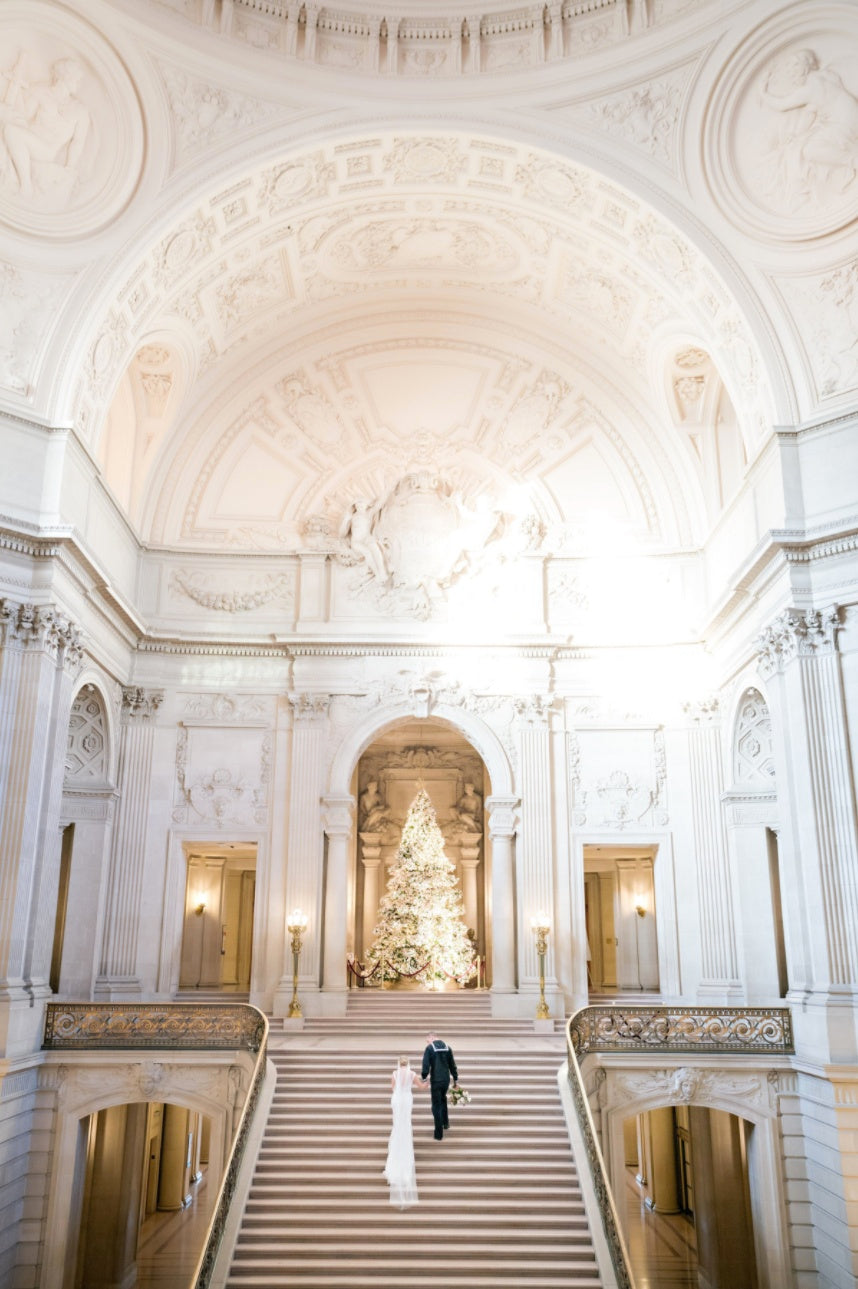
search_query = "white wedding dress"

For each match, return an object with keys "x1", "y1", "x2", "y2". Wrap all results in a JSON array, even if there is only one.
[{"x1": 384, "y1": 1065, "x2": 419, "y2": 1208}]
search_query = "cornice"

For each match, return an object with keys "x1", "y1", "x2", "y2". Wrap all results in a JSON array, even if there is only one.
[
  {"x1": 774, "y1": 412, "x2": 858, "y2": 441},
  {"x1": 0, "y1": 411, "x2": 73, "y2": 435}
]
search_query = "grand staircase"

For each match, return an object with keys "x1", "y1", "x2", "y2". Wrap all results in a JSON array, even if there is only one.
[{"x1": 224, "y1": 991, "x2": 602, "y2": 1287}]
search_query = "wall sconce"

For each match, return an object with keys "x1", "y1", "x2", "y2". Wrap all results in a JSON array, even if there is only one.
[
  {"x1": 287, "y1": 908, "x2": 308, "y2": 1019},
  {"x1": 635, "y1": 903, "x2": 646, "y2": 918},
  {"x1": 530, "y1": 912, "x2": 551, "y2": 1020},
  {"x1": 194, "y1": 901, "x2": 206, "y2": 917}
]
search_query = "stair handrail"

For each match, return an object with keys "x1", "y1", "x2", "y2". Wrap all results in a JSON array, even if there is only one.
[
  {"x1": 190, "y1": 1006, "x2": 269, "y2": 1288},
  {"x1": 42, "y1": 1001, "x2": 269, "y2": 1289},
  {"x1": 565, "y1": 1003, "x2": 794, "y2": 1289}
]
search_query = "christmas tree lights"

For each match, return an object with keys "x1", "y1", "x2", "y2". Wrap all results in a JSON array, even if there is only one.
[{"x1": 368, "y1": 788, "x2": 475, "y2": 987}]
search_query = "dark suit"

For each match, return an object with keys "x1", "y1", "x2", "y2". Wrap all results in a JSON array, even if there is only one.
[{"x1": 421, "y1": 1039, "x2": 458, "y2": 1139}]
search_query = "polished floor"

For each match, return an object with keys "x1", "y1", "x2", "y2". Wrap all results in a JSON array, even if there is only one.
[
  {"x1": 136, "y1": 1171, "x2": 213, "y2": 1289},
  {"x1": 623, "y1": 1167, "x2": 699, "y2": 1288}
]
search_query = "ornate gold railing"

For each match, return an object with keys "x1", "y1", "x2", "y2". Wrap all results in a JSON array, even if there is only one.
[
  {"x1": 43, "y1": 1002, "x2": 269, "y2": 1288},
  {"x1": 43, "y1": 1001, "x2": 265, "y2": 1050},
  {"x1": 565, "y1": 1005, "x2": 794, "y2": 1289}
]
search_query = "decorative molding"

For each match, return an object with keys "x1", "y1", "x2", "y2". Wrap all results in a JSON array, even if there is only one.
[
  {"x1": 170, "y1": 569, "x2": 293, "y2": 613},
  {"x1": 609, "y1": 1066, "x2": 768, "y2": 1110},
  {"x1": 161, "y1": 0, "x2": 655, "y2": 81},
  {"x1": 180, "y1": 692, "x2": 270, "y2": 723}
]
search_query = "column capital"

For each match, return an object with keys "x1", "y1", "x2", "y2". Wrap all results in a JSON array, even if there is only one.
[
  {"x1": 321, "y1": 794, "x2": 355, "y2": 838},
  {"x1": 288, "y1": 692, "x2": 331, "y2": 722},
  {"x1": 513, "y1": 695, "x2": 553, "y2": 727},
  {"x1": 682, "y1": 695, "x2": 720, "y2": 724},
  {"x1": 0, "y1": 597, "x2": 83, "y2": 669},
  {"x1": 120, "y1": 686, "x2": 164, "y2": 721},
  {"x1": 756, "y1": 604, "x2": 840, "y2": 678},
  {"x1": 486, "y1": 795, "x2": 520, "y2": 837}
]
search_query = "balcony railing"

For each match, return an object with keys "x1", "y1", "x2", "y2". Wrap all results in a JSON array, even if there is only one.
[
  {"x1": 565, "y1": 1004, "x2": 794, "y2": 1289},
  {"x1": 43, "y1": 1001, "x2": 268, "y2": 1289}
]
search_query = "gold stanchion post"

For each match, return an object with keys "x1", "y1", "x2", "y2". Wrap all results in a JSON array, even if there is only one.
[
  {"x1": 530, "y1": 912, "x2": 551, "y2": 1020},
  {"x1": 287, "y1": 908, "x2": 308, "y2": 1018}
]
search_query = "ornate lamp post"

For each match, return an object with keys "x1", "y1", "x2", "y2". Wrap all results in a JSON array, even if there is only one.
[
  {"x1": 530, "y1": 912, "x2": 551, "y2": 1020},
  {"x1": 287, "y1": 908, "x2": 308, "y2": 1018}
]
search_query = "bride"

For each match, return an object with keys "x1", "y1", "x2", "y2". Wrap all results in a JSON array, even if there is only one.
[{"x1": 384, "y1": 1055, "x2": 421, "y2": 1208}]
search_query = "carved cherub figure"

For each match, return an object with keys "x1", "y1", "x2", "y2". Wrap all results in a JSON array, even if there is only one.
[{"x1": 339, "y1": 498, "x2": 388, "y2": 584}]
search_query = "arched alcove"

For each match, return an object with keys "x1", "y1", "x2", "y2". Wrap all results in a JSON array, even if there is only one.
[{"x1": 57, "y1": 682, "x2": 117, "y2": 997}]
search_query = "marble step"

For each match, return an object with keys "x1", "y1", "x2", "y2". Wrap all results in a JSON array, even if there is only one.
[{"x1": 226, "y1": 996, "x2": 601, "y2": 1288}]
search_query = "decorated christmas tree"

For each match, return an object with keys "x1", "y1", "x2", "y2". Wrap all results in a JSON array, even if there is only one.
[{"x1": 368, "y1": 788, "x2": 475, "y2": 986}]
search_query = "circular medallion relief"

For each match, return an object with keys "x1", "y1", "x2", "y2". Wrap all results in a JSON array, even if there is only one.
[
  {"x1": 705, "y1": 10, "x2": 858, "y2": 241},
  {"x1": 0, "y1": 4, "x2": 143, "y2": 238}
]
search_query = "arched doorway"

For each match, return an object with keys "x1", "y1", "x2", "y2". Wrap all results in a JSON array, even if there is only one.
[{"x1": 351, "y1": 717, "x2": 490, "y2": 986}]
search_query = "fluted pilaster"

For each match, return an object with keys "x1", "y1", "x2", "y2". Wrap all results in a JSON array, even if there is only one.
[
  {"x1": 0, "y1": 599, "x2": 83, "y2": 1054},
  {"x1": 95, "y1": 687, "x2": 163, "y2": 998},
  {"x1": 758, "y1": 606, "x2": 858, "y2": 997},
  {"x1": 684, "y1": 698, "x2": 741, "y2": 999}
]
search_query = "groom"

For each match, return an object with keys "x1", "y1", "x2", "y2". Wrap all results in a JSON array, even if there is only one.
[{"x1": 421, "y1": 1031, "x2": 458, "y2": 1140}]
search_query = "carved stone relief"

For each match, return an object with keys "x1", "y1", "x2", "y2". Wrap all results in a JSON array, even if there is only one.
[
  {"x1": 169, "y1": 569, "x2": 294, "y2": 614},
  {"x1": 706, "y1": 24, "x2": 858, "y2": 241},
  {"x1": 779, "y1": 261, "x2": 858, "y2": 399},
  {"x1": 609, "y1": 1065, "x2": 768, "y2": 1112},
  {"x1": 173, "y1": 724, "x2": 271, "y2": 827},
  {"x1": 0, "y1": 260, "x2": 67, "y2": 394},
  {"x1": 335, "y1": 472, "x2": 507, "y2": 620},
  {"x1": 180, "y1": 693, "x2": 271, "y2": 723},
  {"x1": 732, "y1": 687, "x2": 775, "y2": 786},
  {"x1": 0, "y1": 11, "x2": 143, "y2": 237},
  {"x1": 70, "y1": 132, "x2": 770, "y2": 464},
  {"x1": 65, "y1": 684, "x2": 108, "y2": 783},
  {"x1": 583, "y1": 67, "x2": 691, "y2": 169},
  {"x1": 569, "y1": 727, "x2": 668, "y2": 829},
  {"x1": 160, "y1": 63, "x2": 286, "y2": 165}
]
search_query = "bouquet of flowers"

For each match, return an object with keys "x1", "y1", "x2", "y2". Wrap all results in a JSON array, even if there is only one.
[{"x1": 450, "y1": 1085, "x2": 471, "y2": 1106}]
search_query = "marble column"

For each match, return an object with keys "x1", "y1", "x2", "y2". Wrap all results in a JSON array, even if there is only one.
[
  {"x1": 684, "y1": 698, "x2": 742, "y2": 1001},
  {"x1": 459, "y1": 843, "x2": 481, "y2": 935},
  {"x1": 273, "y1": 694, "x2": 329, "y2": 1016},
  {"x1": 321, "y1": 793, "x2": 355, "y2": 1012},
  {"x1": 486, "y1": 795, "x2": 519, "y2": 999},
  {"x1": 0, "y1": 598, "x2": 82, "y2": 1058},
  {"x1": 758, "y1": 606, "x2": 858, "y2": 1059},
  {"x1": 94, "y1": 687, "x2": 164, "y2": 1000},
  {"x1": 360, "y1": 838, "x2": 383, "y2": 957}
]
